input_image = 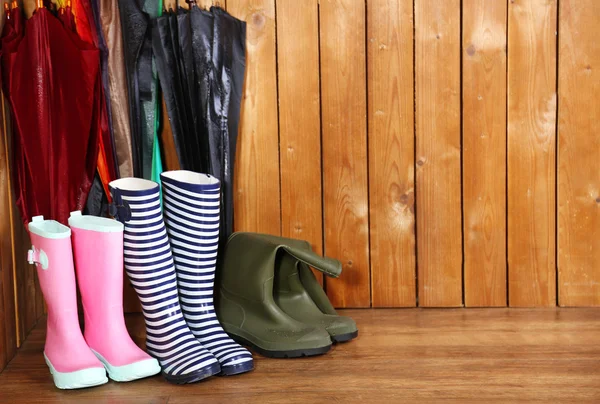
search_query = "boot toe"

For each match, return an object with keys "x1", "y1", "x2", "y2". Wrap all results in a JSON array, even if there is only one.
[
  {"x1": 220, "y1": 353, "x2": 254, "y2": 376},
  {"x1": 45, "y1": 353, "x2": 108, "y2": 390},
  {"x1": 325, "y1": 316, "x2": 358, "y2": 341}
]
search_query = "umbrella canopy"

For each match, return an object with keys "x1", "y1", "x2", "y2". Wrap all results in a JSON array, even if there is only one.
[
  {"x1": 2, "y1": 4, "x2": 101, "y2": 224},
  {"x1": 152, "y1": 4, "x2": 246, "y2": 244},
  {"x1": 210, "y1": 6, "x2": 246, "y2": 242},
  {"x1": 1, "y1": 2, "x2": 33, "y2": 221},
  {"x1": 117, "y1": 0, "x2": 162, "y2": 181}
]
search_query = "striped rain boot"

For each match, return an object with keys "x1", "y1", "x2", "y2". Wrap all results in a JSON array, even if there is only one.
[
  {"x1": 109, "y1": 178, "x2": 220, "y2": 384},
  {"x1": 161, "y1": 170, "x2": 254, "y2": 376}
]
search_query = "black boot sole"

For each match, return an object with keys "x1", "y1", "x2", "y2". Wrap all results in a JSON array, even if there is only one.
[
  {"x1": 231, "y1": 334, "x2": 331, "y2": 358},
  {"x1": 163, "y1": 362, "x2": 221, "y2": 384},
  {"x1": 331, "y1": 330, "x2": 358, "y2": 343}
]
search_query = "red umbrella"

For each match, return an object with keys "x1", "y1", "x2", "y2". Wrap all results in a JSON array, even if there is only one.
[
  {"x1": 1, "y1": 1, "x2": 37, "y2": 223},
  {"x1": 57, "y1": 2, "x2": 117, "y2": 203},
  {"x1": 3, "y1": 2, "x2": 101, "y2": 224}
]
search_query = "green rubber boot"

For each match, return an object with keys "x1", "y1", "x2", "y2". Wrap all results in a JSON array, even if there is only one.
[
  {"x1": 263, "y1": 235, "x2": 358, "y2": 342},
  {"x1": 216, "y1": 232, "x2": 333, "y2": 358}
]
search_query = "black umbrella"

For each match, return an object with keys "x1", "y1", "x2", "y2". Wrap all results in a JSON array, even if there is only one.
[
  {"x1": 152, "y1": 9, "x2": 190, "y2": 169},
  {"x1": 210, "y1": 6, "x2": 246, "y2": 241},
  {"x1": 153, "y1": 4, "x2": 245, "y2": 245},
  {"x1": 118, "y1": 0, "x2": 160, "y2": 179}
]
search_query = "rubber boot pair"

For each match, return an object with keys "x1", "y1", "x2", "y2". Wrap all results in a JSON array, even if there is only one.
[
  {"x1": 216, "y1": 232, "x2": 358, "y2": 358},
  {"x1": 109, "y1": 171, "x2": 253, "y2": 384},
  {"x1": 27, "y1": 214, "x2": 161, "y2": 390}
]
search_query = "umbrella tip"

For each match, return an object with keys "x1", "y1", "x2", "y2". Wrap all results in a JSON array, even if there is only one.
[
  {"x1": 36, "y1": 0, "x2": 43, "y2": 9},
  {"x1": 67, "y1": 0, "x2": 71, "y2": 7},
  {"x1": 10, "y1": 0, "x2": 15, "y2": 9}
]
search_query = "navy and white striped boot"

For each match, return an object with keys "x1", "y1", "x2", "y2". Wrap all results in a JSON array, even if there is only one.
[
  {"x1": 160, "y1": 171, "x2": 254, "y2": 376},
  {"x1": 109, "y1": 178, "x2": 221, "y2": 384}
]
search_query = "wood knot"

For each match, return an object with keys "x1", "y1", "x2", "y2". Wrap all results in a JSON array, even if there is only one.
[
  {"x1": 399, "y1": 194, "x2": 409, "y2": 204},
  {"x1": 347, "y1": 260, "x2": 353, "y2": 266},
  {"x1": 466, "y1": 44, "x2": 476, "y2": 56},
  {"x1": 596, "y1": 197, "x2": 600, "y2": 203},
  {"x1": 251, "y1": 12, "x2": 265, "y2": 28},
  {"x1": 416, "y1": 159, "x2": 425, "y2": 167}
]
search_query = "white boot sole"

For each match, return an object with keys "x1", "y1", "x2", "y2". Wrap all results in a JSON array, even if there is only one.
[
  {"x1": 45, "y1": 353, "x2": 108, "y2": 390},
  {"x1": 92, "y1": 350, "x2": 162, "y2": 382}
]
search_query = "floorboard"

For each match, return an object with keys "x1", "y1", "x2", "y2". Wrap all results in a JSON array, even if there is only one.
[{"x1": 0, "y1": 309, "x2": 599, "y2": 403}]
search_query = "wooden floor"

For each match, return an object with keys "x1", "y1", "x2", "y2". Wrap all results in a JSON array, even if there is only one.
[{"x1": 0, "y1": 309, "x2": 599, "y2": 403}]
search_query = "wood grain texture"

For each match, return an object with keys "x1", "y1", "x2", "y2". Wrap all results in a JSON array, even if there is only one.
[
  {"x1": 507, "y1": 0, "x2": 557, "y2": 307},
  {"x1": 228, "y1": 0, "x2": 281, "y2": 236},
  {"x1": 320, "y1": 0, "x2": 370, "y2": 308},
  {"x1": 367, "y1": 0, "x2": 415, "y2": 307},
  {"x1": 14, "y1": 211, "x2": 42, "y2": 342},
  {"x1": 557, "y1": 0, "x2": 600, "y2": 307},
  {"x1": 415, "y1": 0, "x2": 462, "y2": 307},
  {"x1": 0, "y1": 96, "x2": 17, "y2": 371},
  {"x1": 462, "y1": 0, "x2": 507, "y2": 307},
  {"x1": 276, "y1": 0, "x2": 323, "y2": 282},
  {"x1": 2, "y1": 309, "x2": 600, "y2": 402},
  {"x1": 196, "y1": 0, "x2": 221, "y2": 9}
]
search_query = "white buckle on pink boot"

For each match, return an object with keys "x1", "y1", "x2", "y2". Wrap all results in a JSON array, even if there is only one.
[{"x1": 28, "y1": 216, "x2": 108, "y2": 390}]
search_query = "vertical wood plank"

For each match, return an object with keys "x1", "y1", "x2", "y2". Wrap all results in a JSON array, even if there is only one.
[
  {"x1": 277, "y1": 0, "x2": 323, "y2": 280},
  {"x1": 367, "y1": 0, "x2": 415, "y2": 307},
  {"x1": 0, "y1": 97, "x2": 17, "y2": 371},
  {"x1": 557, "y1": 0, "x2": 600, "y2": 307},
  {"x1": 507, "y1": 0, "x2": 557, "y2": 307},
  {"x1": 415, "y1": 0, "x2": 462, "y2": 307},
  {"x1": 228, "y1": 0, "x2": 281, "y2": 236},
  {"x1": 320, "y1": 0, "x2": 370, "y2": 308},
  {"x1": 462, "y1": 0, "x2": 507, "y2": 307}
]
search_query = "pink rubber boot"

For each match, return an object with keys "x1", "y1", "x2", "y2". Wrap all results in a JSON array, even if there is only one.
[
  {"x1": 68, "y1": 211, "x2": 160, "y2": 382},
  {"x1": 27, "y1": 216, "x2": 107, "y2": 389}
]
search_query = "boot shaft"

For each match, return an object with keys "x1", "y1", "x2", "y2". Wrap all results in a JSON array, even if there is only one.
[
  {"x1": 68, "y1": 212, "x2": 126, "y2": 333},
  {"x1": 28, "y1": 216, "x2": 78, "y2": 321}
]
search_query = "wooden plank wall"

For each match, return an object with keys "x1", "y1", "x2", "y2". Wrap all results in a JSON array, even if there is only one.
[
  {"x1": 1, "y1": 3, "x2": 599, "y2": 360},
  {"x1": 228, "y1": 0, "x2": 599, "y2": 309}
]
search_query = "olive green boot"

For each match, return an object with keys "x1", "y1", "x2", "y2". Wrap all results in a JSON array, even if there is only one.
[
  {"x1": 216, "y1": 232, "x2": 334, "y2": 358},
  {"x1": 262, "y1": 235, "x2": 358, "y2": 342},
  {"x1": 275, "y1": 253, "x2": 358, "y2": 342}
]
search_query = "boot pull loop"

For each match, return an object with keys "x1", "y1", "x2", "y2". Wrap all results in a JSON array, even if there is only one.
[
  {"x1": 27, "y1": 246, "x2": 49, "y2": 270},
  {"x1": 108, "y1": 190, "x2": 132, "y2": 222}
]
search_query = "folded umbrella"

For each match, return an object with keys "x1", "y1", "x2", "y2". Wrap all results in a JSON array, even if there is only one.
[
  {"x1": 6, "y1": 4, "x2": 100, "y2": 224},
  {"x1": 100, "y1": 0, "x2": 134, "y2": 178},
  {"x1": 189, "y1": 4, "x2": 213, "y2": 174},
  {"x1": 210, "y1": 6, "x2": 246, "y2": 242},
  {"x1": 1, "y1": 1, "x2": 34, "y2": 222},
  {"x1": 152, "y1": 9, "x2": 189, "y2": 168}
]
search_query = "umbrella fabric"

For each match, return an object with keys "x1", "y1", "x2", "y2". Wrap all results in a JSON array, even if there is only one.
[
  {"x1": 210, "y1": 6, "x2": 246, "y2": 241},
  {"x1": 189, "y1": 5, "x2": 212, "y2": 174},
  {"x1": 59, "y1": 4, "x2": 116, "y2": 212},
  {"x1": 100, "y1": 0, "x2": 134, "y2": 178},
  {"x1": 6, "y1": 7, "x2": 100, "y2": 224},
  {"x1": 152, "y1": 11, "x2": 188, "y2": 168},
  {"x1": 117, "y1": 0, "x2": 146, "y2": 177},
  {"x1": 152, "y1": 5, "x2": 246, "y2": 243},
  {"x1": 158, "y1": 92, "x2": 180, "y2": 170},
  {"x1": 1, "y1": 3, "x2": 33, "y2": 222},
  {"x1": 118, "y1": 0, "x2": 162, "y2": 180}
]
